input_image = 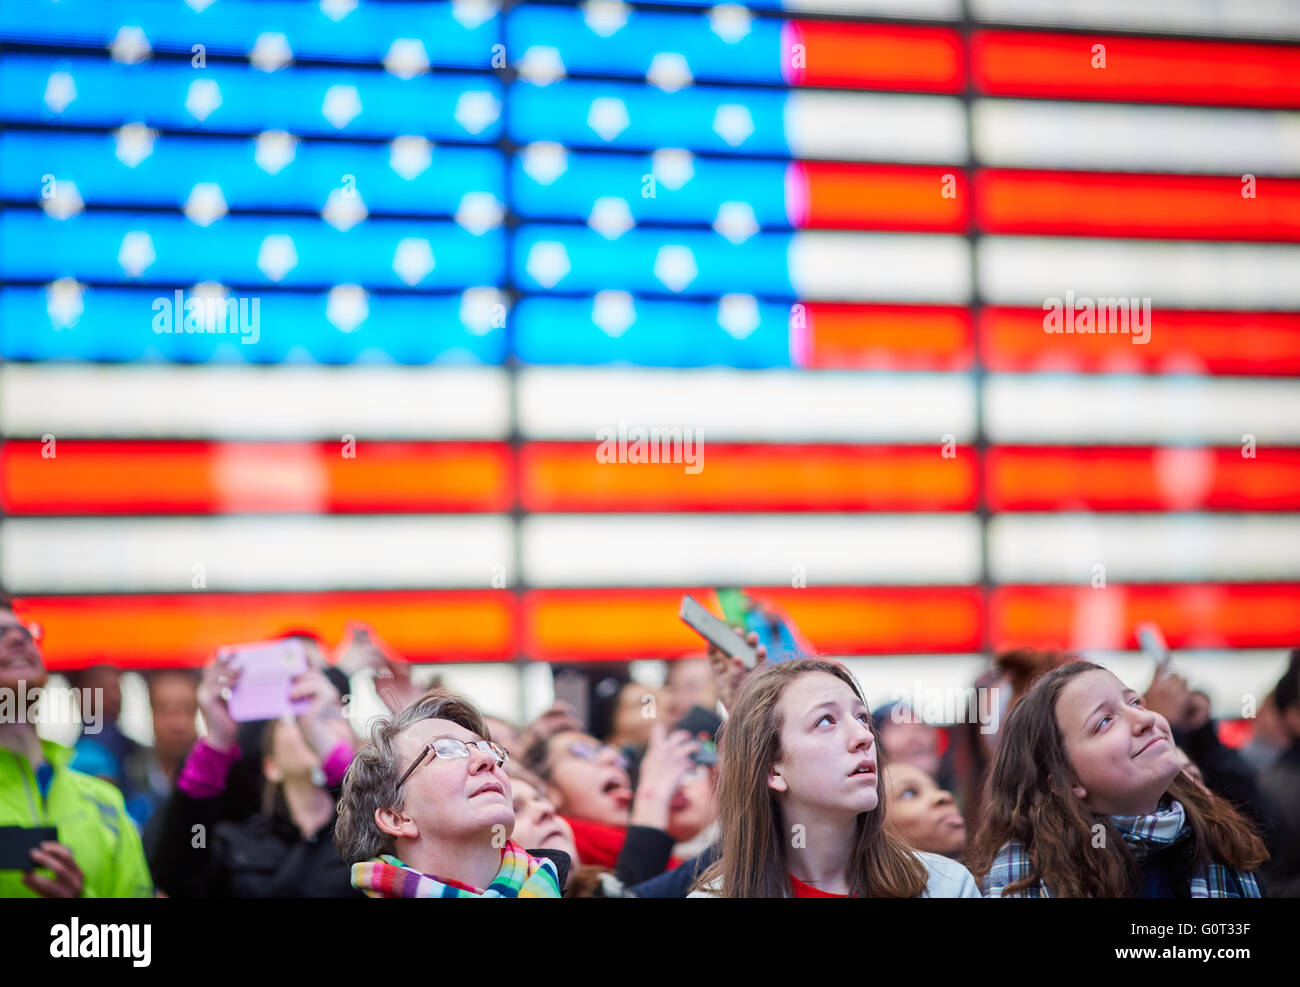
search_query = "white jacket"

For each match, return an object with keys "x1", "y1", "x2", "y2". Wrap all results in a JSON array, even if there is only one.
[{"x1": 688, "y1": 851, "x2": 983, "y2": 898}]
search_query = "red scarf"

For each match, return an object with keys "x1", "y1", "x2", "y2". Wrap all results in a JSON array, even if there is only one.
[{"x1": 562, "y1": 816, "x2": 682, "y2": 872}]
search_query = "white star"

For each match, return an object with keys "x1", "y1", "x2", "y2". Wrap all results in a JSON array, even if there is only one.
[
  {"x1": 320, "y1": 0, "x2": 358, "y2": 22},
  {"x1": 41, "y1": 180, "x2": 84, "y2": 221},
  {"x1": 592, "y1": 290, "x2": 636, "y2": 337},
  {"x1": 185, "y1": 79, "x2": 222, "y2": 121},
  {"x1": 582, "y1": 0, "x2": 630, "y2": 37},
  {"x1": 588, "y1": 97, "x2": 630, "y2": 141},
  {"x1": 114, "y1": 122, "x2": 157, "y2": 168},
  {"x1": 393, "y1": 238, "x2": 435, "y2": 285},
  {"x1": 183, "y1": 183, "x2": 228, "y2": 226},
  {"x1": 384, "y1": 39, "x2": 430, "y2": 79},
  {"x1": 521, "y1": 142, "x2": 568, "y2": 185},
  {"x1": 647, "y1": 53, "x2": 692, "y2": 93},
  {"x1": 190, "y1": 282, "x2": 232, "y2": 331},
  {"x1": 257, "y1": 235, "x2": 299, "y2": 282},
  {"x1": 109, "y1": 26, "x2": 152, "y2": 65},
  {"x1": 455, "y1": 192, "x2": 504, "y2": 235},
  {"x1": 321, "y1": 187, "x2": 368, "y2": 231},
  {"x1": 184, "y1": 0, "x2": 218, "y2": 10},
  {"x1": 713, "y1": 201, "x2": 759, "y2": 244},
  {"x1": 460, "y1": 287, "x2": 505, "y2": 335},
  {"x1": 254, "y1": 130, "x2": 297, "y2": 174},
  {"x1": 588, "y1": 197, "x2": 635, "y2": 240},
  {"x1": 326, "y1": 284, "x2": 369, "y2": 332},
  {"x1": 517, "y1": 46, "x2": 566, "y2": 86},
  {"x1": 713, "y1": 104, "x2": 754, "y2": 147},
  {"x1": 652, "y1": 148, "x2": 694, "y2": 191},
  {"x1": 451, "y1": 0, "x2": 496, "y2": 29},
  {"x1": 118, "y1": 231, "x2": 156, "y2": 277},
  {"x1": 322, "y1": 85, "x2": 362, "y2": 128},
  {"x1": 46, "y1": 278, "x2": 85, "y2": 329},
  {"x1": 44, "y1": 71, "x2": 76, "y2": 114},
  {"x1": 654, "y1": 245, "x2": 698, "y2": 293},
  {"x1": 454, "y1": 91, "x2": 500, "y2": 135},
  {"x1": 249, "y1": 32, "x2": 293, "y2": 72},
  {"x1": 718, "y1": 294, "x2": 760, "y2": 339},
  {"x1": 709, "y1": 3, "x2": 753, "y2": 43},
  {"x1": 526, "y1": 242, "x2": 570, "y2": 289},
  {"x1": 389, "y1": 136, "x2": 433, "y2": 180}
]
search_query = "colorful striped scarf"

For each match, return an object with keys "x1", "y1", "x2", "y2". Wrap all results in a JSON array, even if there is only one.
[
  {"x1": 983, "y1": 798, "x2": 1260, "y2": 898},
  {"x1": 351, "y1": 841, "x2": 562, "y2": 898}
]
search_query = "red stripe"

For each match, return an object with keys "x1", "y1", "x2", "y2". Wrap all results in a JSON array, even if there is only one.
[
  {"x1": 522, "y1": 443, "x2": 978, "y2": 512},
  {"x1": 979, "y1": 307, "x2": 1300, "y2": 375},
  {"x1": 790, "y1": 162, "x2": 969, "y2": 232},
  {"x1": 992, "y1": 583, "x2": 1300, "y2": 651},
  {"x1": 799, "y1": 302, "x2": 975, "y2": 371},
  {"x1": 782, "y1": 21, "x2": 964, "y2": 93},
  {"x1": 988, "y1": 446, "x2": 1300, "y2": 511},
  {"x1": 973, "y1": 30, "x2": 1300, "y2": 107},
  {"x1": 0, "y1": 441, "x2": 513, "y2": 515},
  {"x1": 977, "y1": 169, "x2": 1300, "y2": 241},
  {"x1": 15, "y1": 591, "x2": 517, "y2": 669},
  {"x1": 524, "y1": 587, "x2": 984, "y2": 660}
]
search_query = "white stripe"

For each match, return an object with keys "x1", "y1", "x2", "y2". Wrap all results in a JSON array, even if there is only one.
[
  {"x1": 990, "y1": 513, "x2": 1300, "y2": 583},
  {"x1": 790, "y1": 233, "x2": 971, "y2": 303},
  {"x1": 0, "y1": 516, "x2": 514, "y2": 592},
  {"x1": 980, "y1": 237, "x2": 1300, "y2": 310},
  {"x1": 985, "y1": 374, "x2": 1300, "y2": 445},
  {"x1": 522, "y1": 514, "x2": 982, "y2": 586},
  {"x1": 785, "y1": 92, "x2": 967, "y2": 163},
  {"x1": 517, "y1": 367, "x2": 976, "y2": 441},
  {"x1": 1081, "y1": 652, "x2": 1295, "y2": 721},
  {"x1": 786, "y1": 0, "x2": 961, "y2": 18},
  {"x1": 972, "y1": 0, "x2": 1300, "y2": 40},
  {"x1": 0, "y1": 364, "x2": 510, "y2": 439},
  {"x1": 974, "y1": 99, "x2": 1300, "y2": 175}
]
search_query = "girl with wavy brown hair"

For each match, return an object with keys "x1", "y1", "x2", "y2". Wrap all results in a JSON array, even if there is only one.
[
  {"x1": 689, "y1": 658, "x2": 980, "y2": 898},
  {"x1": 968, "y1": 660, "x2": 1266, "y2": 898}
]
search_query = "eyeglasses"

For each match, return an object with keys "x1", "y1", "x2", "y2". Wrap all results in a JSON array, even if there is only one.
[
  {"x1": 566, "y1": 740, "x2": 630, "y2": 772},
  {"x1": 395, "y1": 736, "x2": 509, "y2": 791}
]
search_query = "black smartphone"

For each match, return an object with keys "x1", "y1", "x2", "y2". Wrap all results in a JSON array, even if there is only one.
[
  {"x1": 0, "y1": 826, "x2": 59, "y2": 870},
  {"x1": 676, "y1": 704, "x2": 723, "y2": 766}
]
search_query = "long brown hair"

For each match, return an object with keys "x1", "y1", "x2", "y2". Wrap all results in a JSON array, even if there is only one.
[
  {"x1": 967, "y1": 661, "x2": 1267, "y2": 897},
  {"x1": 693, "y1": 659, "x2": 928, "y2": 898}
]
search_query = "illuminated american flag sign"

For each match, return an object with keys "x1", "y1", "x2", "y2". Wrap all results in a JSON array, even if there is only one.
[{"x1": 2, "y1": 0, "x2": 1299, "y2": 705}]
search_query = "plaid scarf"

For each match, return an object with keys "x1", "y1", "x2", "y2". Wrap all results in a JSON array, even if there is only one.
[
  {"x1": 984, "y1": 798, "x2": 1260, "y2": 898},
  {"x1": 351, "y1": 841, "x2": 562, "y2": 898}
]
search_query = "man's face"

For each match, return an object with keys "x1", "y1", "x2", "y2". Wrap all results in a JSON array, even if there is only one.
[
  {"x1": 390, "y1": 718, "x2": 514, "y2": 845},
  {"x1": 0, "y1": 611, "x2": 46, "y2": 693},
  {"x1": 150, "y1": 674, "x2": 198, "y2": 760}
]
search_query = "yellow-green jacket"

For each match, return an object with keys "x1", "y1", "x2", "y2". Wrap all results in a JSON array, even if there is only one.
[{"x1": 0, "y1": 738, "x2": 153, "y2": 897}]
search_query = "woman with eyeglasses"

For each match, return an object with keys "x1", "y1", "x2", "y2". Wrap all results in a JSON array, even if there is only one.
[
  {"x1": 520, "y1": 722, "x2": 702, "y2": 886},
  {"x1": 336, "y1": 690, "x2": 566, "y2": 898},
  {"x1": 151, "y1": 649, "x2": 362, "y2": 897}
]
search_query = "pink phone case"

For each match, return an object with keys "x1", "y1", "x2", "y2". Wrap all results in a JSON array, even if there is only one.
[{"x1": 224, "y1": 639, "x2": 312, "y2": 722}]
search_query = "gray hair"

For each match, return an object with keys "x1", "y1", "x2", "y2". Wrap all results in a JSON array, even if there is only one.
[{"x1": 334, "y1": 690, "x2": 489, "y2": 864}]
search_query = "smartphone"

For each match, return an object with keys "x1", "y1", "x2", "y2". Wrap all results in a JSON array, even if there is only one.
[
  {"x1": 680, "y1": 595, "x2": 759, "y2": 669},
  {"x1": 221, "y1": 638, "x2": 311, "y2": 722},
  {"x1": 0, "y1": 826, "x2": 59, "y2": 870},
  {"x1": 553, "y1": 667, "x2": 591, "y2": 734},
  {"x1": 676, "y1": 704, "x2": 723, "y2": 766},
  {"x1": 1137, "y1": 622, "x2": 1172, "y2": 676}
]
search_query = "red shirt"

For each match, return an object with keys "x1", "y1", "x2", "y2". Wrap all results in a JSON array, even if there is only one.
[{"x1": 789, "y1": 874, "x2": 850, "y2": 898}]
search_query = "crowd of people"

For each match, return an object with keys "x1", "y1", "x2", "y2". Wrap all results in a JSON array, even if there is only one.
[{"x1": 2, "y1": 590, "x2": 1297, "y2": 899}]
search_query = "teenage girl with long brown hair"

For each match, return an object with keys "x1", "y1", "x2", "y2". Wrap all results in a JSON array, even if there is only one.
[
  {"x1": 968, "y1": 660, "x2": 1266, "y2": 897},
  {"x1": 690, "y1": 658, "x2": 981, "y2": 897}
]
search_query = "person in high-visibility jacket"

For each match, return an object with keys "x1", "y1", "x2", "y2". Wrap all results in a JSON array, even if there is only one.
[{"x1": 0, "y1": 596, "x2": 153, "y2": 898}]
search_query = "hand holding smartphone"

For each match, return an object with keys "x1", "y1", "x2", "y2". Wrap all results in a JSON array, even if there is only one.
[
  {"x1": 679, "y1": 595, "x2": 759, "y2": 668},
  {"x1": 220, "y1": 638, "x2": 311, "y2": 722},
  {"x1": 1137, "y1": 622, "x2": 1173, "y2": 677}
]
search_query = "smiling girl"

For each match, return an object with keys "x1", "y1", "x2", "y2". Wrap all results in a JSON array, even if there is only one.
[
  {"x1": 690, "y1": 659, "x2": 980, "y2": 898},
  {"x1": 969, "y1": 661, "x2": 1266, "y2": 898}
]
